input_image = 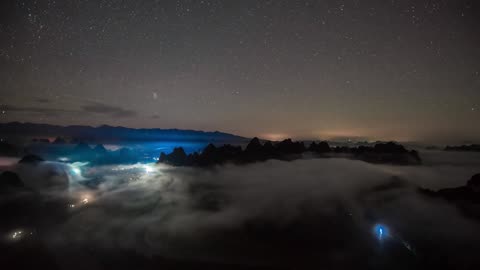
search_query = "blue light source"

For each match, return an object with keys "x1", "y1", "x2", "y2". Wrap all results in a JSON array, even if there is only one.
[{"x1": 373, "y1": 224, "x2": 389, "y2": 240}]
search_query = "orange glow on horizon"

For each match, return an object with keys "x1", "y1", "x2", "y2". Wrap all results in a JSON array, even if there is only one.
[{"x1": 261, "y1": 133, "x2": 290, "y2": 141}]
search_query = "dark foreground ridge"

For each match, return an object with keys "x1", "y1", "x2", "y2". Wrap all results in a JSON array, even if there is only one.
[
  {"x1": 158, "y1": 137, "x2": 421, "y2": 166},
  {"x1": 420, "y1": 174, "x2": 480, "y2": 220}
]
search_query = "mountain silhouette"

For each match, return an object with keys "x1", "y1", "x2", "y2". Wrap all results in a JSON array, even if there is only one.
[
  {"x1": 158, "y1": 138, "x2": 422, "y2": 167},
  {"x1": 0, "y1": 122, "x2": 248, "y2": 143}
]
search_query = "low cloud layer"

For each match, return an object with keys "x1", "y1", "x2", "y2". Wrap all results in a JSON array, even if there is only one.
[{"x1": 3, "y1": 152, "x2": 480, "y2": 268}]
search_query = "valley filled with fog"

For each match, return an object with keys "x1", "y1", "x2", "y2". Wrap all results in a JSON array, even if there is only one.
[{"x1": 2, "y1": 149, "x2": 480, "y2": 269}]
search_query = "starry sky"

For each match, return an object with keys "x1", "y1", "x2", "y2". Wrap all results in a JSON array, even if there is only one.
[{"x1": 0, "y1": 0, "x2": 479, "y2": 143}]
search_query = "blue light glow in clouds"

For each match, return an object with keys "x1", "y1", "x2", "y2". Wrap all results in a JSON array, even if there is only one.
[{"x1": 373, "y1": 224, "x2": 389, "y2": 241}]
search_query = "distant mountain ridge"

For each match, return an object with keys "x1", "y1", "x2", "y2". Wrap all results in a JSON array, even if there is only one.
[{"x1": 0, "y1": 122, "x2": 248, "y2": 143}]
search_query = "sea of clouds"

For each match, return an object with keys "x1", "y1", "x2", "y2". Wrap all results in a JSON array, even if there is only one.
[{"x1": 2, "y1": 150, "x2": 480, "y2": 268}]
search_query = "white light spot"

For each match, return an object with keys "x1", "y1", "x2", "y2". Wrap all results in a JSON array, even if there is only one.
[
  {"x1": 72, "y1": 167, "x2": 81, "y2": 175},
  {"x1": 11, "y1": 230, "x2": 23, "y2": 240},
  {"x1": 144, "y1": 164, "x2": 154, "y2": 174}
]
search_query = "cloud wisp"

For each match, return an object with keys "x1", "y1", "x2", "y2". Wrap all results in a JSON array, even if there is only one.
[
  {"x1": 1, "y1": 105, "x2": 73, "y2": 116},
  {"x1": 81, "y1": 102, "x2": 137, "y2": 118},
  {"x1": 1, "y1": 101, "x2": 138, "y2": 119}
]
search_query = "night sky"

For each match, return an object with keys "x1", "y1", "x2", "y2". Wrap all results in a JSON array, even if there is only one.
[{"x1": 0, "y1": 0, "x2": 478, "y2": 143}]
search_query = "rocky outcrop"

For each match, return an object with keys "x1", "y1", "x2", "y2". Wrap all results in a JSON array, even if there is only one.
[
  {"x1": 0, "y1": 141, "x2": 20, "y2": 156},
  {"x1": 302, "y1": 140, "x2": 420, "y2": 165},
  {"x1": 348, "y1": 142, "x2": 421, "y2": 165},
  {"x1": 432, "y1": 173, "x2": 480, "y2": 202},
  {"x1": 445, "y1": 144, "x2": 480, "y2": 152},
  {"x1": 467, "y1": 174, "x2": 480, "y2": 192},
  {"x1": 420, "y1": 174, "x2": 480, "y2": 219},
  {"x1": 93, "y1": 144, "x2": 108, "y2": 154},
  {"x1": 275, "y1": 139, "x2": 306, "y2": 154},
  {"x1": 309, "y1": 141, "x2": 331, "y2": 153},
  {"x1": 18, "y1": 154, "x2": 44, "y2": 164},
  {"x1": 197, "y1": 144, "x2": 243, "y2": 166},
  {"x1": 244, "y1": 137, "x2": 263, "y2": 153},
  {"x1": 0, "y1": 171, "x2": 24, "y2": 191},
  {"x1": 159, "y1": 147, "x2": 188, "y2": 166}
]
